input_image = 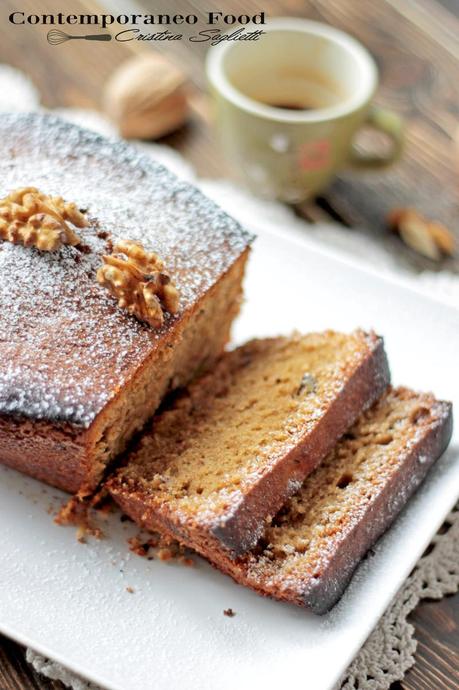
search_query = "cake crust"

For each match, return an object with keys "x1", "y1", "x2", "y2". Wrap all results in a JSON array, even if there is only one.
[
  {"x1": 0, "y1": 113, "x2": 252, "y2": 494},
  {"x1": 108, "y1": 331, "x2": 390, "y2": 558}
]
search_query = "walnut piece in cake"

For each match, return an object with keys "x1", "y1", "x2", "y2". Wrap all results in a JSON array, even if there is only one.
[
  {"x1": 0, "y1": 186, "x2": 88, "y2": 251},
  {"x1": 97, "y1": 239, "x2": 180, "y2": 328}
]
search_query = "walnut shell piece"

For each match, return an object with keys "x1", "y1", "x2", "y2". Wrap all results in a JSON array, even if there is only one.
[
  {"x1": 0, "y1": 187, "x2": 88, "y2": 251},
  {"x1": 103, "y1": 53, "x2": 189, "y2": 140},
  {"x1": 388, "y1": 207, "x2": 455, "y2": 260},
  {"x1": 97, "y1": 239, "x2": 180, "y2": 328}
]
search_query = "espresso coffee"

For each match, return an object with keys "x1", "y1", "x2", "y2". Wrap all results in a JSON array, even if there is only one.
[
  {"x1": 266, "y1": 101, "x2": 313, "y2": 111},
  {"x1": 245, "y1": 70, "x2": 345, "y2": 113}
]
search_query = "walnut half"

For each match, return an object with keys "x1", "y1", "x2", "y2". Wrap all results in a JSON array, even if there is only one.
[
  {"x1": 0, "y1": 187, "x2": 88, "y2": 251},
  {"x1": 97, "y1": 239, "x2": 180, "y2": 328}
]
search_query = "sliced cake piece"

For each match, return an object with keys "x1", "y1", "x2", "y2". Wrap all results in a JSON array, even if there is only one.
[
  {"x1": 203, "y1": 388, "x2": 453, "y2": 613},
  {"x1": 108, "y1": 330, "x2": 390, "y2": 558}
]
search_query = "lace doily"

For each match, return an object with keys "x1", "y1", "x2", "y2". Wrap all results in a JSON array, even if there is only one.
[
  {"x1": 0, "y1": 63, "x2": 457, "y2": 690},
  {"x1": 341, "y1": 503, "x2": 459, "y2": 689}
]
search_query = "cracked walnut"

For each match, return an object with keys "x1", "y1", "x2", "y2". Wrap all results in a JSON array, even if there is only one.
[
  {"x1": 0, "y1": 186, "x2": 88, "y2": 251},
  {"x1": 97, "y1": 239, "x2": 180, "y2": 328}
]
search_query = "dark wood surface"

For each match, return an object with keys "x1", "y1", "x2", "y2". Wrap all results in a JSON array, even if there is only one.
[{"x1": 0, "y1": 0, "x2": 458, "y2": 688}]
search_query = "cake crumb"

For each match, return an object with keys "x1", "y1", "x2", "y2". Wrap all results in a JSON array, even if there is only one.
[
  {"x1": 55, "y1": 493, "x2": 105, "y2": 540},
  {"x1": 179, "y1": 555, "x2": 194, "y2": 567},
  {"x1": 223, "y1": 608, "x2": 236, "y2": 617},
  {"x1": 157, "y1": 547, "x2": 174, "y2": 561},
  {"x1": 128, "y1": 533, "x2": 161, "y2": 557},
  {"x1": 127, "y1": 536, "x2": 149, "y2": 557},
  {"x1": 127, "y1": 530, "x2": 194, "y2": 563},
  {"x1": 76, "y1": 521, "x2": 103, "y2": 542}
]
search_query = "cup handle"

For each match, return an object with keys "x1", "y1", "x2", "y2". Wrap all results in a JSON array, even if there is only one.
[{"x1": 348, "y1": 105, "x2": 404, "y2": 169}]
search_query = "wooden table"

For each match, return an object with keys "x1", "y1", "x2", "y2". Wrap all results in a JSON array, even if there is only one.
[{"x1": 0, "y1": 0, "x2": 458, "y2": 688}]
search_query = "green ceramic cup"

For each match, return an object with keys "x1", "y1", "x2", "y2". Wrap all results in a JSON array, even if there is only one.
[{"x1": 206, "y1": 18, "x2": 403, "y2": 202}]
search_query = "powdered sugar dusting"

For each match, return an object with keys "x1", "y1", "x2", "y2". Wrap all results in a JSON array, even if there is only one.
[{"x1": 0, "y1": 113, "x2": 253, "y2": 427}]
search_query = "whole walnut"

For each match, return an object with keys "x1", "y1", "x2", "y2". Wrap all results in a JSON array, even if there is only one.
[{"x1": 103, "y1": 53, "x2": 189, "y2": 140}]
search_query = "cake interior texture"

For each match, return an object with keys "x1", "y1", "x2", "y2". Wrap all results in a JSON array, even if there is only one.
[
  {"x1": 0, "y1": 113, "x2": 252, "y2": 495},
  {"x1": 109, "y1": 330, "x2": 390, "y2": 556},
  {"x1": 213, "y1": 387, "x2": 452, "y2": 613},
  {"x1": 84, "y1": 256, "x2": 247, "y2": 493}
]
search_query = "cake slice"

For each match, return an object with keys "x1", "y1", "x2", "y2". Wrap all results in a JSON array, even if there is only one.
[
  {"x1": 201, "y1": 387, "x2": 453, "y2": 613},
  {"x1": 108, "y1": 330, "x2": 390, "y2": 558},
  {"x1": 0, "y1": 113, "x2": 252, "y2": 496}
]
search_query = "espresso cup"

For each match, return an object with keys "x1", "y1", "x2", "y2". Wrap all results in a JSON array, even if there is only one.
[{"x1": 206, "y1": 18, "x2": 403, "y2": 202}]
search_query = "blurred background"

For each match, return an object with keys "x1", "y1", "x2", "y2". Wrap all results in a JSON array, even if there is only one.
[{"x1": 2, "y1": 0, "x2": 458, "y2": 276}]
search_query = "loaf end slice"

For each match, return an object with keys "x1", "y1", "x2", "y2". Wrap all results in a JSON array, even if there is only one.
[
  {"x1": 108, "y1": 330, "x2": 390, "y2": 558},
  {"x1": 211, "y1": 388, "x2": 453, "y2": 613},
  {"x1": 0, "y1": 113, "x2": 252, "y2": 495}
]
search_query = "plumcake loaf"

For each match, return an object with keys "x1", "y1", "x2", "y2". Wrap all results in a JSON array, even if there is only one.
[
  {"x1": 108, "y1": 330, "x2": 390, "y2": 558},
  {"x1": 0, "y1": 113, "x2": 252, "y2": 495},
  {"x1": 205, "y1": 388, "x2": 453, "y2": 613}
]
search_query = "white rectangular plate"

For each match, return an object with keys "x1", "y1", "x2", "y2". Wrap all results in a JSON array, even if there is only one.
[{"x1": 0, "y1": 224, "x2": 458, "y2": 690}]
